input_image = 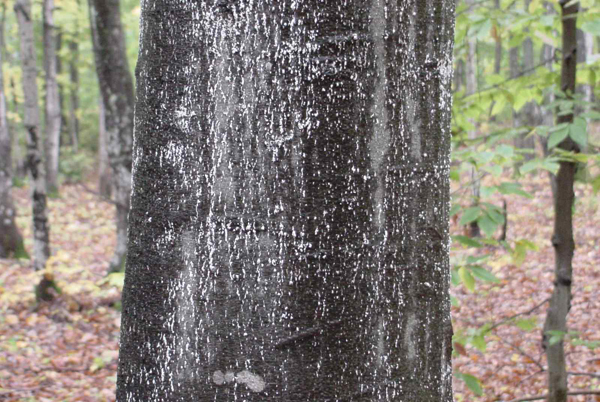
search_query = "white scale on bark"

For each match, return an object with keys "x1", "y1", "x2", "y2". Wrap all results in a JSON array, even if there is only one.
[{"x1": 118, "y1": 1, "x2": 455, "y2": 401}]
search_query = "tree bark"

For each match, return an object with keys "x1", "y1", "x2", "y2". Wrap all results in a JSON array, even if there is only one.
[
  {"x1": 465, "y1": 0, "x2": 480, "y2": 238},
  {"x1": 0, "y1": 9, "x2": 25, "y2": 259},
  {"x1": 542, "y1": 2, "x2": 578, "y2": 402},
  {"x1": 117, "y1": 1, "x2": 455, "y2": 401},
  {"x1": 43, "y1": 0, "x2": 62, "y2": 194},
  {"x1": 88, "y1": 0, "x2": 134, "y2": 273},
  {"x1": 98, "y1": 95, "x2": 112, "y2": 198},
  {"x1": 15, "y1": 0, "x2": 51, "y2": 271},
  {"x1": 518, "y1": 0, "x2": 537, "y2": 162},
  {"x1": 68, "y1": 38, "x2": 79, "y2": 152}
]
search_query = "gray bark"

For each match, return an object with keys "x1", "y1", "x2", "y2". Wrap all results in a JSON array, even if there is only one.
[
  {"x1": 517, "y1": 0, "x2": 537, "y2": 162},
  {"x1": 0, "y1": 10, "x2": 25, "y2": 259},
  {"x1": 494, "y1": 0, "x2": 502, "y2": 74},
  {"x1": 43, "y1": 0, "x2": 62, "y2": 194},
  {"x1": 88, "y1": 0, "x2": 134, "y2": 273},
  {"x1": 117, "y1": 1, "x2": 455, "y2": 401},
  {"x1": 68, "y1": 38, "x2": 79, "y2": 152},
  {"x1": 465, "y1": 0, "x2": 480, "y2": 238},
  {"x1": 98, "y1": 95, "x2": 112, "y2": 198},
  {"x1": 15, "y1": 0, "x2": 50, "y2": 271},
  {"x1": 542, "y1": 2, "x2": 578, "y2": 402}
]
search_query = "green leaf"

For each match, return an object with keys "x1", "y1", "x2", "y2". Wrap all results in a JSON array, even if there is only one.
[
  {"x1": 450, "y1": 295, "x2": 459, "y2": 307},
  {"x1": 495, "y1": 144, "x2": 514, "y2": 159},
  {"x1": 460, "y1": 373, "x2": 483, "y2": 396},
  {"x1": 547, "y1": 125, "x2": 569, "y2": 149},
  {"x1": 515, "y1": 318, "x2": 537, "y2": 331},
  {"x1": 458, "y1": 266, "x2": 476, "y2": 292},
  {"x1": 592, "y1": 175, "x2": 600, "y2": 194},
  {"x1": 471, "y1": 334, "x2": 487, "y2": 352},
  {"x1": 568, "y1": 122, "x2": 587, "y2": 148},
  {"x1": 465, "y1": 255, "x2": 489, "y2": 264},
  {"x1": 478, "y1": 215, "x2": 497, "y2": 238},
  {"x1": 580, "y1": 111, "x2": 600, "y2": 120},
  {"x1": 581, "y1": 20, "x2": 600, "y2": 35},
  {"x1": 486, "y1": 207, "x2": 505, "y2": 225},
  {"x1": 519, "y1": 159, "x2": 539, "y2": 175},
  {"x1": 450, "y1": 168, "x2": 460, "y2": 181},
  {"x1": 450, "y1": 203, "x2": 462, "y2": 217},
  {"x1": 453, "y1": 235, "x2": 482, "y2": 248},
  {"x1": 469, "y1": 266, "x2": 500, "y2": 283},
  {"x1": 459, "y1": 207, "x2": 481, "y2": 226}
]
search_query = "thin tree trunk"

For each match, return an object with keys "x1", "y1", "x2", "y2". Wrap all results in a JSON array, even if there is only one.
[
  {"x1": 98, "y1": 95, "x2": 112, "y2": 198},
  {"x1": 68, "y1": 38, "x2": 79, "y2": 152},
  {"x1": 0, "y1": 8, "x2": 25, "y2": 258},
  {"x1": 465, "y1": 0, "x2": 480, "y2": 238},
  {"x1": 43, "y1": 0, "x2": 61, "y2": 194},
  {"x1": 15, "y1": 0, "x2": 51, "y2": 271},
  {"x1": 494, "y1": 0, "x2": 502, "y2": 74},
  {"x1": 56, "y1": 32, "x2": 68, "y2": 146},
  {"x1": 519, "y1": 0, "x2": 537, "y2": 162},
  {"x1": 88, "y1": 0, "x2": 134, "y2": 273},
  {"x1": 542, "y1": 2, "x2": 578, "y2": 402},
  {"x1": 117, "y1": 1, "x2": 455, "y2": 401}
]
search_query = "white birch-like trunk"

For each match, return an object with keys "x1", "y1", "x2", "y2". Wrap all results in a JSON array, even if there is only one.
[
  {"x1": 15, "y1": 0, "x2": 51, "y2": 271},
  {"x1": 43, "y1": 0, "x2": 62, "y2": 194}
]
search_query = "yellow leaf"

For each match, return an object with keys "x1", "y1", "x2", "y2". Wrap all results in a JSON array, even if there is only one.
[{"x1": 6, "y1": 314, "x2": 19, "y2": 325}]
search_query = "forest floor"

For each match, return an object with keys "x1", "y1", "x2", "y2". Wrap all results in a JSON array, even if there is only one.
[{"x1": 0, "y1": 173, "x2": 599, "y2": 401}]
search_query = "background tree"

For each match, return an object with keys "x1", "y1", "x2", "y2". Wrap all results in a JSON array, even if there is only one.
[
  {"x1": 14, "y1": 0, "x2": 50, "y2": 271},
  {"x1": 542, "y1": 1, "x2": 579, "y2": 401},
  {"x1": 0, "y1": 4, "x2": 25, "y2": 258},
  {"x1": 88, "y1": 0, "x2": 134, "y2": 273},
  {"x1": 43, "y1": 0, "x2": 61, "y2": 194},
  {"x1": 117, "y1": 0, "x2": 455, "y2": 401}
]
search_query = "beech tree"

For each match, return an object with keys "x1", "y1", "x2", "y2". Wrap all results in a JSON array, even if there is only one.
[
  {"x1": 43, "y1": 0, "x2": 61, "y2": 194},
  {"x1": 15, "y1": 0, "x2": 50, "y2": 272},
  {"x1": 117, "y1": 1, "x2": 455, "y2": 401},
  {"x1": 542, "y1": 1, "x2": 578, "y2": 402},
  {"x1": 88, "y1": 0, "x2": 134, "y2": 273},
  {"x1": 0, "y1": 9, "x2": 25, "y2": 258}
]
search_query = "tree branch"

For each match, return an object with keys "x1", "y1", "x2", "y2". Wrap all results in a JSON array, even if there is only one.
[{"x1": 507, "y1": 390, "x2": 600, "y2": 402}]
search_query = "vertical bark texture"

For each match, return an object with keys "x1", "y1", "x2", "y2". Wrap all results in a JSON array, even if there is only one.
[
  {"x1": 118, "y1": 0, "x2": 455, "y2": 401},
  {"x1": 518, "y1": 0, "x2": 537, "y2": 161},
  {"x1": 68, "y1": 38, "x2": 79, "y2": 152},
  {"x1": 0, "y1": 11, "x2": 25, "y2": 258},
  {"x1": 43, "y1": 0, "x2": 62, "y2": 194},
  {"x1": 15, "y1": 0, "x2": 50, "y2": 271},
  {"x1": 493, "y1": 0, "x2": 502, "y2": 74},
  {"x1": 542, "y1": 2, "x2": 578, "y2": 402},
  {"x1": 98, "y1": 95, "x2": 112, "y2": 198},
  {"x1": 88, "y1": 0, "x2": 134, "y2": 273},
  {"x1": 465, "y1": 0, "x2": 480, "y2": 238}
]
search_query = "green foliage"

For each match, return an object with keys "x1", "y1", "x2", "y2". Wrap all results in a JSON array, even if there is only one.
[
  {"x1": 455, "y1": 372, "x2": 483, "y2": 396},
  {"x1": 58, "y1": 148, "x2": 94, "y2": 183}
]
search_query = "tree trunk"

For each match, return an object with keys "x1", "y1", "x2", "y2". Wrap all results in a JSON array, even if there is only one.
[
  {"x1": 15, "y1": 0, "x2": 51, "y2": 271},
  {"x1": 98, "y1": 95, "x2": 112, "y2": 198},
  {"x1": 68, "y1": 38, "x2": 79, "y2": 153},
  {"x1": 542, "y1": 2, "x2": 578, "y2": 402},
  {"x1": 494, "y1": 0, "x2": 502, "y2": 74},
  {"x1": 43, "y1": 0, "x2": 62, "y2": 194},
  {"x1": 465, "y1": 0, "x2": 480, "y2": 238},
  {"x1": 88, "y1": 0, "x2": 134, "y2": 273},
  {"x1": 0, "y1": 10, "x2": 25, "y2": 259},
  {"x1": 117, "y1": 1, "x2": 455, "y2": 401},
  {"x1": 518, "y1": 0, "x2": 537, "y2": 162}
]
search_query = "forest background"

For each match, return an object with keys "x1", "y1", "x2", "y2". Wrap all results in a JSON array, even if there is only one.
[{"x1": 0, "y1": 0, "x2": 599, "y2": 401}]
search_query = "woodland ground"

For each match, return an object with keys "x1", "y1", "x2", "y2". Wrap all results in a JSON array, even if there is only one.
[{"x1": 0, "y1": 173, "x2": 598, "y2": 401}]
